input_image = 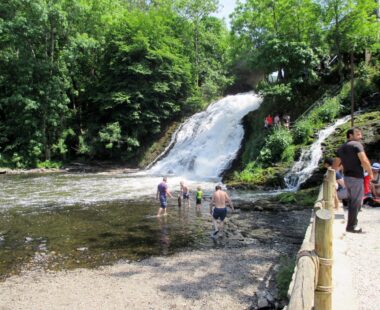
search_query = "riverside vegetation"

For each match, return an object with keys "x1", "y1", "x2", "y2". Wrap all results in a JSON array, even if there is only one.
[
  {"x1": 1, "y1": 1, "x2": 380, "y2": 308},
  {"x1": 0, "y1": 0, "x2": 379, "y2": 172}
]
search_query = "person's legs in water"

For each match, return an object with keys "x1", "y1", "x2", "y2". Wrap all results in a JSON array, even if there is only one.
[
  {"x1": 212, "y1": 208, "x2": 227, "y2": 237},
  {"x1": 157, "y1": 197, "x2": 167, "y2": 217}
]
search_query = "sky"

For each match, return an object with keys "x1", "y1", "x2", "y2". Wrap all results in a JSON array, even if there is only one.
[{"x1": 213, "y1": 0, "x2": 238, "y2": 26}]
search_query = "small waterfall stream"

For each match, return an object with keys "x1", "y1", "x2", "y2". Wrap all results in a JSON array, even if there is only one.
[{"x1": 284, "y1": 115, "x2": 351, "y2": 190}]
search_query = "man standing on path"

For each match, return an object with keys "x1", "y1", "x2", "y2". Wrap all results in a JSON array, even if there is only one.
[
  {"x1": 156, "y1": 177, "x2": 173, "y2": 217},
  {"x1": 210, "y1": 185, "x2": 234, "y2": 238},
  {"x1": 333, "y1": 127, "x2": 373, "y2": 233}
]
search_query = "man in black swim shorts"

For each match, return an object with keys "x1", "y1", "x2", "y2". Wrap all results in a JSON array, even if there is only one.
[{"x1": 210, "y1": 185, "x2": 234, "y2": 237}]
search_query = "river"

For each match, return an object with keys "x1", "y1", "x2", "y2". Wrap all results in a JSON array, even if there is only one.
[{"x1": 0, "y1": 93, "x2": 346, "y2": 279}]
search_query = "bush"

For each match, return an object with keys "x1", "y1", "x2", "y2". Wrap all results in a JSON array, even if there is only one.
[
  {"x1": 310, "y1": 96, "x2": 341, "y2": 123},
  {"x1": 276, "y1": 256, "x2": 295, "y2": 300},
  {"x1": 278, "y1": 192, "x2": 297, "y2": 203},
  {"x1": 234, "y1": 163, "x2": 277, "y2": 185},
  {"x1": 257, "y1": 81, "x2": 293, "y2": 102},
  {"x1": 36, "y1": 160, "x2": 63, "y2": 169},
  {"x1": 292, "y1": 120, "x2": 314, "y2": 144},
  {"x1": 281, "y1": 144, "x2": 296, "y2": 163},
  {"x1": 260, "y1": 127, "x2": 293, "y2": 164}
]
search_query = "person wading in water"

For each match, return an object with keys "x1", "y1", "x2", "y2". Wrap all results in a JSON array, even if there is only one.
[{"x1": 210, "y1": 185, "x2": 234, "y2": 238}]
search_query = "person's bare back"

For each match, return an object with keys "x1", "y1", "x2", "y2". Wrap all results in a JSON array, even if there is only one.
[{"x1": 211, "y1": 187, "x2": 233, "y2": 209}]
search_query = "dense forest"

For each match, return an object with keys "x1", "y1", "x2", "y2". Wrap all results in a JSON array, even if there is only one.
[{"x1": 0, "y1": 0, "x2": 379, "y2": 169}]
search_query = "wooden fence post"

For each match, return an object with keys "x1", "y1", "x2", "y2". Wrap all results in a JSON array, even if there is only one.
[
  {"x1": 314, "y1": 168, "x2": 335, "y2": 309},
  {"x1": 323, "y1": 168, "x2": 336, "y2": 211}
]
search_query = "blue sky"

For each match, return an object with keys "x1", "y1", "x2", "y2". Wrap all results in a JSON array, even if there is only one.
[{"x1": 213, "y1": 0, "x2": 238, "y2": 26}]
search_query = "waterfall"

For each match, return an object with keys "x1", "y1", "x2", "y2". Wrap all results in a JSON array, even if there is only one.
[
  {"x1": 148, "y1": 92, "x2": 263, "y2": 180},
  {"x1": 284, "y1": 115, "x2": 351, "y2": 190}
]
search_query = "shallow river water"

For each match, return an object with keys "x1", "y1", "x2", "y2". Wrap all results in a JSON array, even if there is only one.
[{"x1": 0, "y1": 172, "x2": 310, "y2": 279}]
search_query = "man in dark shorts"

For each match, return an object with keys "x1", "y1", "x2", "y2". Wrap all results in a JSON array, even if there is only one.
[
  {"x1": 179, "y1": 181, "x2": 190, "y2": 208},
  {"x1": 333, "y1": 128, "x2": 373, "y2": 233},
  {"x1": 156, "y1": 177, "x2": 173, "y2": 217},
  {"x1": 210, "y1": 185, "x2": 234, "y2": 237}
]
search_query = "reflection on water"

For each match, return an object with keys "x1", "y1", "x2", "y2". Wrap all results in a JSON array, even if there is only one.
[{"x1": 0, "y1": 193, "x2": 217, "y2": 278}]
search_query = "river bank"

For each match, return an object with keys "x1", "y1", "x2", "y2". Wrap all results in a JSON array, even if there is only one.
[
  {"x1": 0, "y1": 161, "x2": 140, "y2": 175},
  {"x1": 0, "y1": 197, "x2": 312, "y2": 309}
]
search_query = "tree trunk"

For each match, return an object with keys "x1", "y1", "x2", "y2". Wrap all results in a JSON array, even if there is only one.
[
  {"x1": 350, "y1": 52, "x2": 355, "y2": 127},
  {"x1": 334, "y1": 4, "x2": 344, "y2": 82}
]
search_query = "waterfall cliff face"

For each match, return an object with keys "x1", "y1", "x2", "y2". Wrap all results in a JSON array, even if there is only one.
[
  {"x1": 149, "y1": 93, "x2": 263, "y2": 180},
  {"x1": 284, "y1": 115, "x2": 351, "y2": 190}
]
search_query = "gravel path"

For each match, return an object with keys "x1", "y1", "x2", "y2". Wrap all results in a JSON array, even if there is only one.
[{"x1": 343, "y1": 207, "x2": 380, "y2": 310}]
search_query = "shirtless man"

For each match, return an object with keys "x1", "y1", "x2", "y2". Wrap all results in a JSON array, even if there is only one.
[
  {"x1": 179, "y1": 181, "x2": 190, "y2": 208},
  {"x1": 210, "y1": 185, "x2": 234, "y2": 237}
]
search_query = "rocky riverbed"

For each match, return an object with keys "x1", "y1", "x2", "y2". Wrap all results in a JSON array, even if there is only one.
[{"x1": 0, "y1": 202, "x2": 312, "y2": 309}]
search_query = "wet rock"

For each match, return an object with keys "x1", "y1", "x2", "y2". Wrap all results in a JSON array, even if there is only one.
[
  {"x1": 38, "y1": 244, "x2": 48, "y2": 251},
  {"x1": 76, "y1": 247, "x2": 88, "y2": 252},
  {"x1": 266, "y1": 292, "x2": 275, "y2": 303},
  {"x1": 257, "y1": 297, "x2": 269, "y2": 308}
]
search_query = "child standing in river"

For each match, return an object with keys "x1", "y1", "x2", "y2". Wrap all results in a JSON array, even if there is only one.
[{"x1": 195, "y1": 186, "x2": 203, "y2": 211}]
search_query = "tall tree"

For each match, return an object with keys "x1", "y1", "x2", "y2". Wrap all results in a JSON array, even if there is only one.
[
  {"x1": 230, "y1": 0, "x2": 324, "y2": 83},
  {"x1": 0, "y1": 0, "x2": 70, "y2": 165},
  {"x1": 176, "y1": 0, "x2": 219, "y2": 87}
]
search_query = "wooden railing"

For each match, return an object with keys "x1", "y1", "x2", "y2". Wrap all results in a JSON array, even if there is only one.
[{"x1": 286, "y1": 168, "x2": 336, "y2": 310}]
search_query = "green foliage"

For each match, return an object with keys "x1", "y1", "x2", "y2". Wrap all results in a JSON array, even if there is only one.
[
  {"x1": 233, "y1": 162, "x2": 287, "y2": 187},
  {"x1": 99, "y1": 122, "x2": 122, "y2": 150},
  {"x1": 281, "y1": 145, "x2": 296, "y2": 163},
  {"x1": 260, "y1": 127, "x2": 293, "y2": 164},
  {"x1": 77, "y1": 135, "x2": 92, "y2": 156},
  {"x1": 36, "y1": 160, "x2": 62, "y2": 169},
  {"x1": 292, "y1": 120, "x2": 314, "y2": 144},
  {"x1": 277, "y1": 187, "x2": 319, "y2": 206},
  {"x1": 0, "y1": 0, "x2": 230, "y2": 166},
  {"x1": 257, "y1": 82, "x2": 293, "y2": 102},
  {"x1": 278, "y1": 192, "x2": 297, "y2": 204},
  {"x1": 276, "y1": 256, "x2": 296, "y2": 300},
  {"x1": 309, "y1": 97, "x2": 341, "y2": 124}
]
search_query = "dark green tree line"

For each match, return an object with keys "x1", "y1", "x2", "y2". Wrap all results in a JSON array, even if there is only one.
[{"x1": 0, "y1": 0, "x2": 229, "y2": 167}]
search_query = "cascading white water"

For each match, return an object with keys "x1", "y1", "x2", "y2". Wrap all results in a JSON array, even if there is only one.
[
  {"x1": 284, "y1": 115, "x2": 351, "y2": 190},
  {"x1": 0, "y1": 93, "x2": 262, "y2": 209},
  {"x1": 148, "y1": 92, "x2": 263, "y2": 180}
]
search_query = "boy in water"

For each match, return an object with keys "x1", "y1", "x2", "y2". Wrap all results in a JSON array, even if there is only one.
[{"x1": 195, "y1": 186, "x2": 203, "y2": 211}]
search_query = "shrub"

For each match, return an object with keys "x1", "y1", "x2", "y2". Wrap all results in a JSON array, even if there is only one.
[
  {"x1": 292, "y1": 120, "x2": 314, "y2": 144},
  {"x1": 281, "y1": 145, "x2": 296, "y2": 163},
  {"x1": 278, "y1": 192, "x2": 297, "y2": 203},
  {"x1": 36, "y1": 160, "x2": 63, "y2": 169},
  {"x1": 311, "y1": 97, "x2": 341, "y2": 123},
  {"x1": 261, "y1": 127, "x2": 293, "y2": 164},
  {"x1": 276, "y1": 256, "x2": 296, "y2": 300}
]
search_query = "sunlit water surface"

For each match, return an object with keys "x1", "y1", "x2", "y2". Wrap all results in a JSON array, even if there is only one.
[{"x1": 0, "y1": 172, "x2": 273, "y2": 278}]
